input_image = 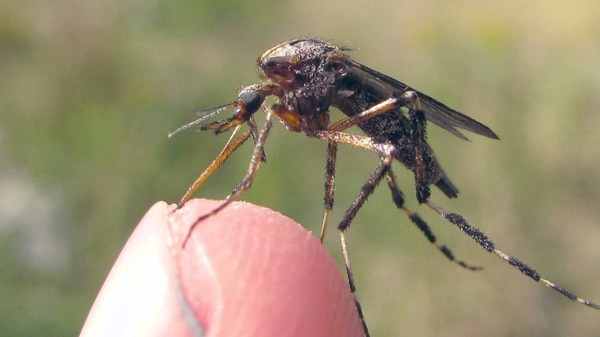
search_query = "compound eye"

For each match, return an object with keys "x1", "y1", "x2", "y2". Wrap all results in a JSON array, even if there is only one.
[
  {"x1": 238, "y1": 88, "x2": 263, "y2": 114},
  {"x1": 262, "y1": 59, "x2": 295, "y2": 82}
]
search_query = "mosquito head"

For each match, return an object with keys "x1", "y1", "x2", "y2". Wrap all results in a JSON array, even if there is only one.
[{"x1": 258, "y1": 38, "x2": 347, "y2": 90}]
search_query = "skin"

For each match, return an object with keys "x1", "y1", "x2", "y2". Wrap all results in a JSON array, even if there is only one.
[{"x1": 79, "y1": 199, "x2": 365, "y2": 337}]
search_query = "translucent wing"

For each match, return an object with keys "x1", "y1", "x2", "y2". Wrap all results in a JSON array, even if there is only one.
[{"x1": 347, "y1": 60, "x2": 499, "y2": 140}]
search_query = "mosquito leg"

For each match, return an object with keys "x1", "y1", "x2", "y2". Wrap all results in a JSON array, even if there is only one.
[
  {"x1": 425, "y1": 200, "x2": 600, "y2": 309},
  {"x1": 182, "y1": 111, "x2": 274, "y2": 246},
  {"x1": 247, "y1": 116, "x2": 267, "y2": 162},
  {"x1": 384, "y1": 170, "x2": 482, "y2": 270},
  {"x1": 329, "y1": 97, "x2": 400, "y2": 132},
  {"x1": 313, "y1": 130, "x2": 401, "y2": 337},
  {"x1": 339, "y1": 230, "x2": 370, "y2": 337},
  {"x1": 177, "y1": 124, "x2": 252, "y2": 208},
  {"x1": 313, "y1": 130, "x2": 399, "y2": 231},
  {"x1": 338, "y1": 155, "x2": 393, "y2": 231},
  {"x1": 337, "y1": 150, "x2": 395, "y2": 337},
  {"x1": 315, "y1": 131, "x2": 397, "y2": 155},
  {"x1": 320, "y1": 141, "x2": 337, "y2": 243},
  {"x1": 404, "y1": 91, "x2": 431, "y2": 204}
]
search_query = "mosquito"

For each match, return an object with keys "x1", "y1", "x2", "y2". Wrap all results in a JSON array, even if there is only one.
[{"x1": 169, "y1": 38, "x2": 599, "y2": 336}]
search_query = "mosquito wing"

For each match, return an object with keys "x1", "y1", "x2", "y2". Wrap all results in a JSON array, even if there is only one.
[{"x1": 347, "y1": 60, "x2": 499, "y2": 140}]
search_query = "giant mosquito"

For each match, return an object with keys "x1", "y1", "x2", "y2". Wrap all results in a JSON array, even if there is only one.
[{"x1": 169, "y1": 38, "x2": 599, "y2": 337}]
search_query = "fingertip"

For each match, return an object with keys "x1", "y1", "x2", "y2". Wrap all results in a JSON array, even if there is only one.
[
  {"x1": 170, "y1": 199, "x2": 365, "y2": 337},
  {"x1": 81, "y1": 200, "x2": 365, "y2": 337}
]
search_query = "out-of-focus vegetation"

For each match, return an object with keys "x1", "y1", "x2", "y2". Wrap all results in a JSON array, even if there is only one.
[{"x1": 1, "y1": 1, "x2": 599, "y2": 336}]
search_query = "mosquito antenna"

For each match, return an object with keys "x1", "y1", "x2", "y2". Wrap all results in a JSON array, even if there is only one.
[{"x1": 168, "y1": 102, "x2": 234, "y2": 138}]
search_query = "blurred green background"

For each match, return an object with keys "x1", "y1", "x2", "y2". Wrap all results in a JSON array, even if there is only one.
[{"x1": 1, "y1": 0, "x2": 600, "y2": 336}]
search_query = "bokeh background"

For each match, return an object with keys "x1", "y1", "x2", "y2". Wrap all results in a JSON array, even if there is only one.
[{"x1": 1, "y1": 0, "x2": 600, "y2": 336}]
